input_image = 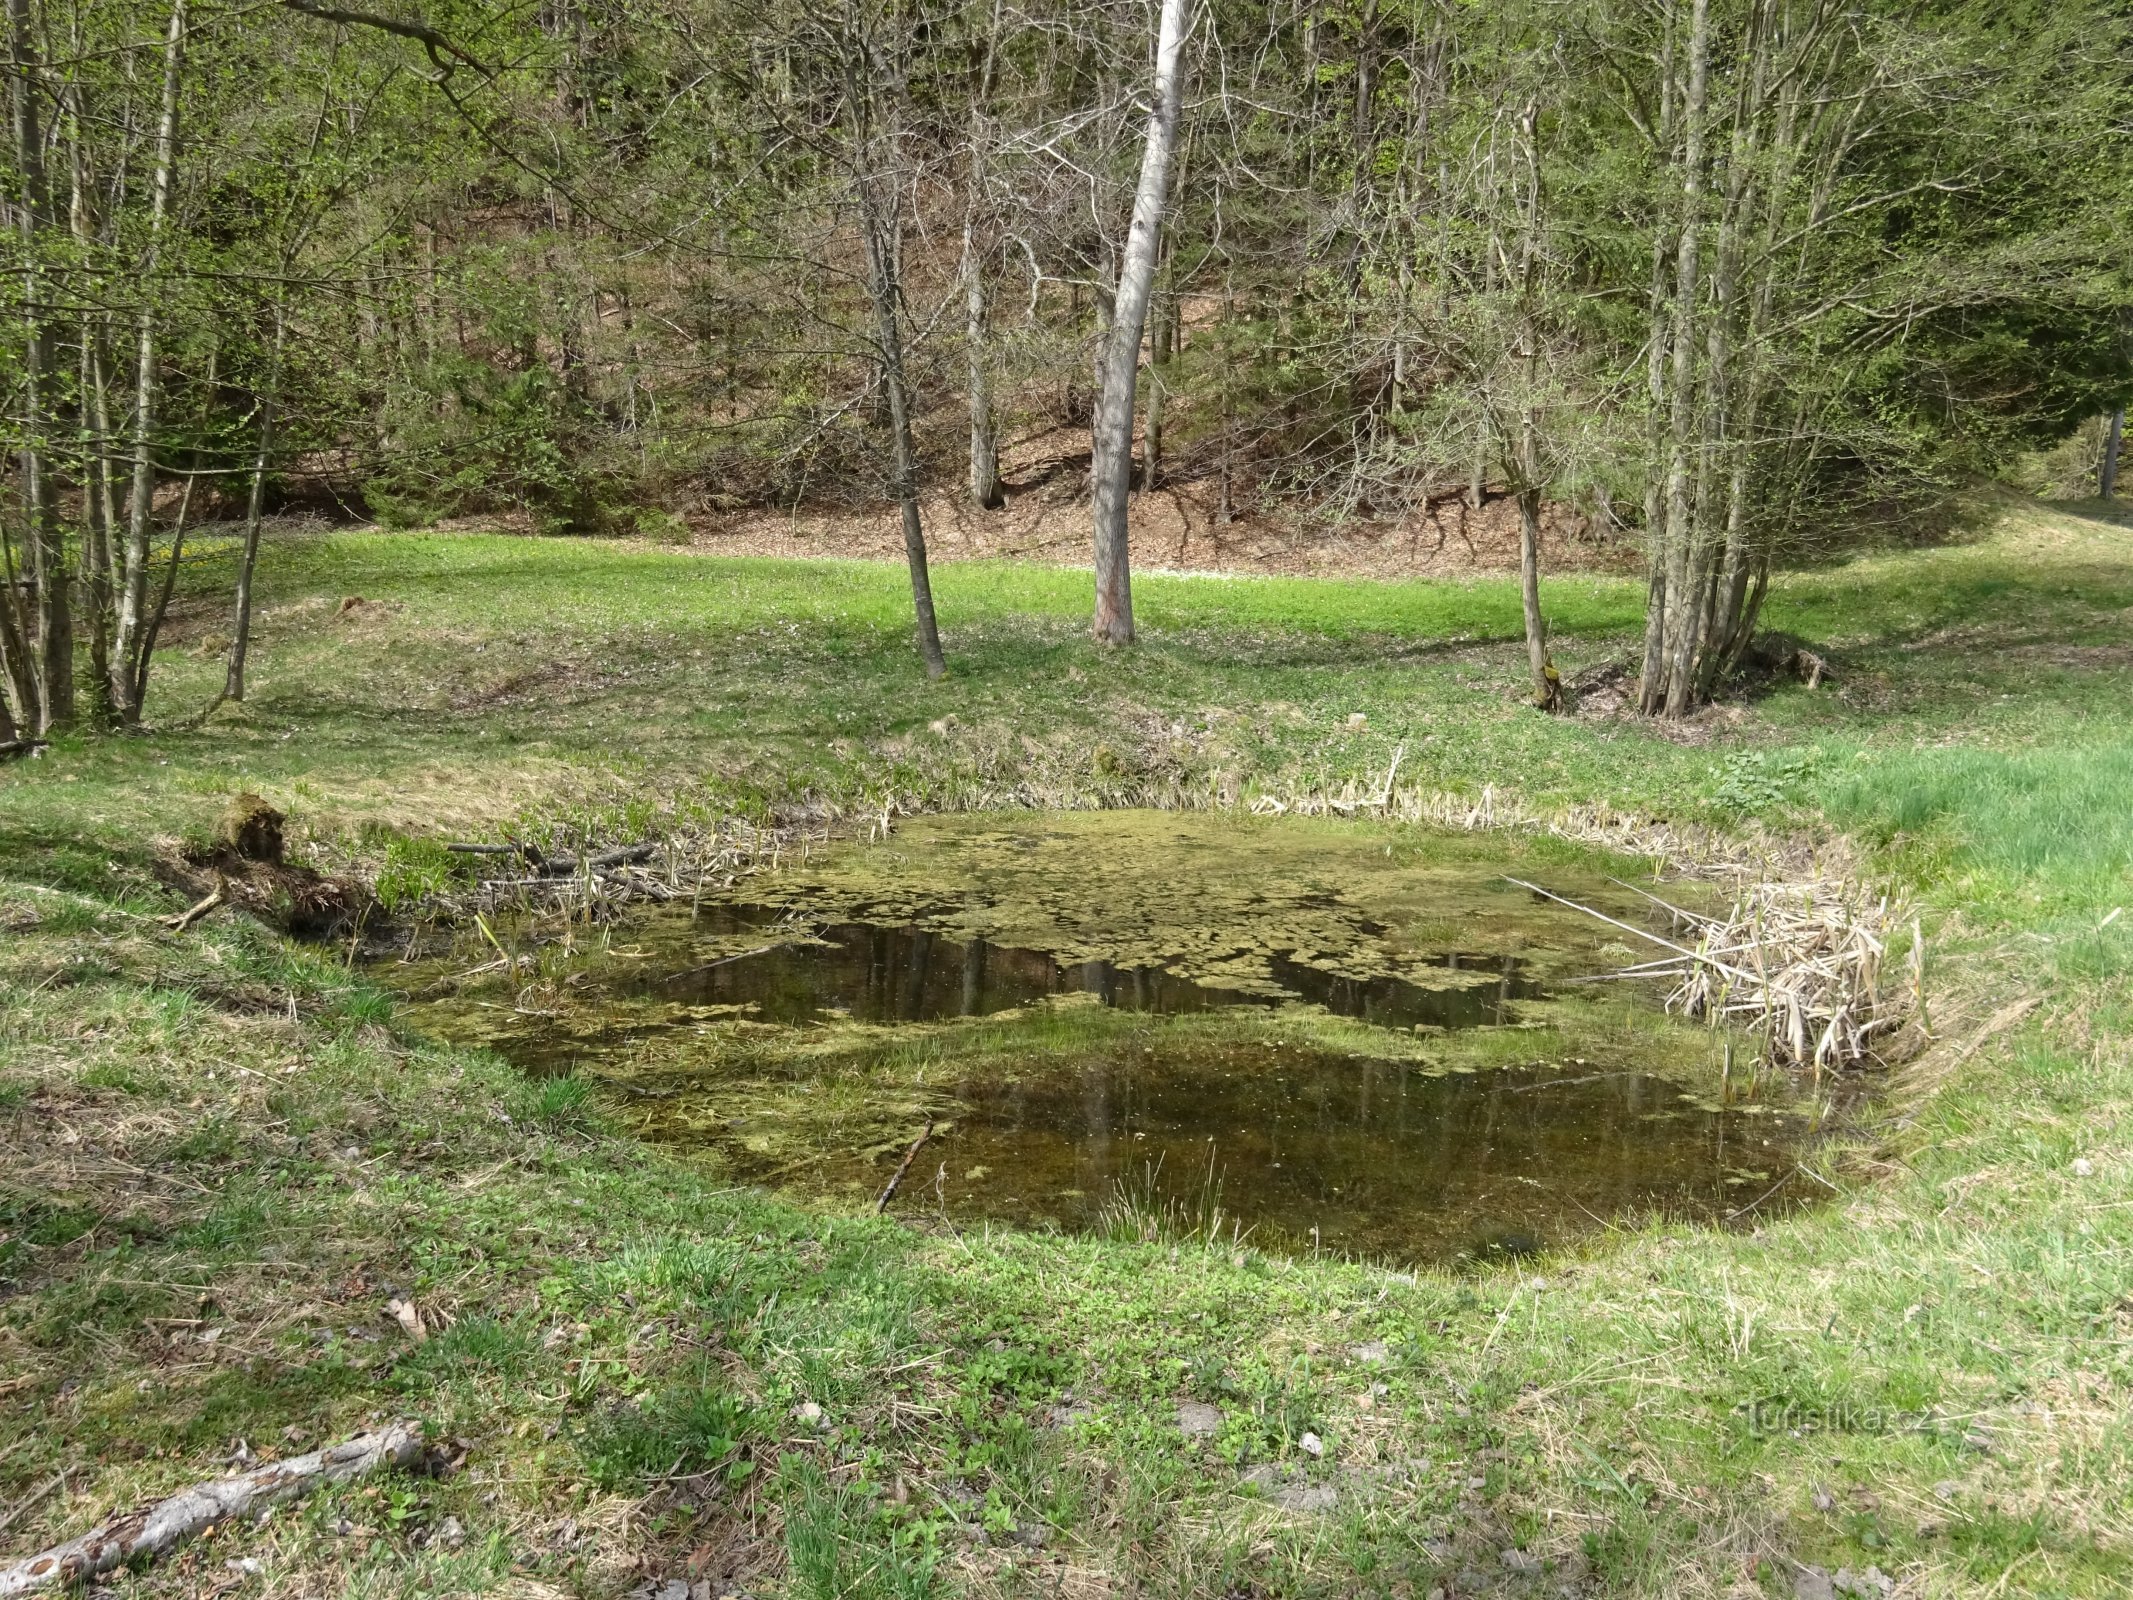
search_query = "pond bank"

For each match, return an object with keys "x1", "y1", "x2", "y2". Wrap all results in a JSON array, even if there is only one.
[{"x1": 3, "y1": 503, "x2": 2127, "y2": 1596}]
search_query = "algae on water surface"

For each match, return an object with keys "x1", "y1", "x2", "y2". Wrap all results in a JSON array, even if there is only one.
[{"x1": 384, "y1": 811, "x2": 1825, "y2": 1261}]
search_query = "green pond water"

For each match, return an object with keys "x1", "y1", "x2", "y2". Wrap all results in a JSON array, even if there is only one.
[{"x1": 380, "y1": 811, "x2": 1830, "y2": 1263}]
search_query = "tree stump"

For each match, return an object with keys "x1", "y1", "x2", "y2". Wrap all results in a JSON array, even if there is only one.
[{"x1": 220, "y1": 794, "x2": 284, "y2": 864}]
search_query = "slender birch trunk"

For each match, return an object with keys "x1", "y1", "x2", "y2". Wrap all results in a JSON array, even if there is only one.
[
  {"x1": 67, "y1": 70, "x2": 118, "y2": 727},
  {"x1": 111, "y1": 0, "x2": 188, "y2": 726},
  {"x1": 8, "y1": 0, "x2": 71, "y2": 731},
  {"x1": 1653, "y1": 0, "x2": 1710, "y2": 718},
  {"x1": 2102, "y1": 409, "x2": 2124, "y2": 500},
  {"x1": 1089, "y1": 0, "x2": 1189, "y2": 645}
]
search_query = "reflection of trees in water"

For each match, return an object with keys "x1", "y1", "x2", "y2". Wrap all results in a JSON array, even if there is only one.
[
  {"x1": 655, "y1": 911, "x2": 1545, "y2": 1030},
  {"x1": 941, "y1": 1053, "x2": 1801, "y2": 1263}
]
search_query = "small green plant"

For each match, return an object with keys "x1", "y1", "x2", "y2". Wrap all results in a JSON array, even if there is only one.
[
  {"x1": 396, "y1": 1313, "x2": 536, "y2": 1385},
  {"x1": 79, "y1": 1060, "x2": 151, "y2": 1095},
  {"x1": 374, "y1": 836, "x2": 468, "y2": 914},
  {"x1": 1095, "y1": 1154, "x2": 1238, "y2": 1249},
  {"x1": 338, "y1": 985, "x2": 394, "y2": 1026},
  {"x1": 574, "y1": 1376, "x2": 756, "y2": 1490},
  {"x1": 1708, "y1": 748, "x2": 1822, "y2": 814},
  {"x1": 781, "y1": 1455, "x2": 938, "y2": 1600},
  {"x1": 514, "y1": 1072, "x2": 597, "y2": 1131}
]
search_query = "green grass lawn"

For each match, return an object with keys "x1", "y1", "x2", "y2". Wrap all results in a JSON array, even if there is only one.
[{"x1": 1, "y1": 498, "x2": 2128, "y2": 1598}]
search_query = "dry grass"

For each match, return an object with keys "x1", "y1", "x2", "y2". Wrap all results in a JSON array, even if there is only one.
[
  {"x1": 1647, "y1": 881, "x2": 1923, "y2": 1071},
  {"x1": 1509, "y1": 874, "x2": 1924, "y2": 1073}
]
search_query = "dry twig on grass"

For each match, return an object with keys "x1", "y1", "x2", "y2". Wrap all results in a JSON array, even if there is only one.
[
  {"x1": 158, "y1": 888, "x2": 224, "y2": 931},
  {"x1": 0, "y1": 1423, "x2": 427, "y2": 1596}
]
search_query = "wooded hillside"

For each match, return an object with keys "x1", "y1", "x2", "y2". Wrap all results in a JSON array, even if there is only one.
[{"x1": 4, "y1": 0, "x2": 2130, "y2": 727}]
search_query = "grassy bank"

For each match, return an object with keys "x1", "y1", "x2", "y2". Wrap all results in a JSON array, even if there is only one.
[{"x1": 2, "y1": 499, "x2": 2128, "y2": 1598}]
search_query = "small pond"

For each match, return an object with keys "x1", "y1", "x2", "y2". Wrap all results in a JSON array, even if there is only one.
[{"x1": 381, "y1": 811, "x2": 1830, "y2": 1262}]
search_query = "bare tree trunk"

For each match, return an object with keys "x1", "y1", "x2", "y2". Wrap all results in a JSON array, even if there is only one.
[
  {"x1": 1090, "y1": 0, "x2": 1190, "y2": 645},
  {"x1": 1512, "y1": 101, "x2": 1557, "y2": 712},
  {"x1": 962, "y1": 218, "x2": 1002, "y2": 510},
  {"x1": 962, "y1": 0, "x2": 1003, "y2": 511},
  {"x1": 1680, "y1": 0, "x2": 1777, "y2": 704},
  {"x1": 1636, "y1": 1, "x2": 1680, "y2": 707},
  {"x1": 1144, "y1": 268, "x2": 1169, "y2": 490},
  {"x1": 1702, "y1": 31, "x2": 1792, "y2": 693},
  {"x1": 1518, "y1": 490, "x2": 1557, "y2": 709},
  {"x1": 1467, "y1": 122, "x2": 1503, "y2": 516},
  {"x1": 1654, "y1": 0, "x2": 1710, "y2": 718},
  {"x1": 867, "y1": 239, "x2": 947, "y2": 679},
  {"x1": 0, "y1": 526, "x2": 35, "y2": 733},
  {"x1": 225, "y1": 306, "x2": 286, "y2": 703},
  {"x1": 1143, "y1": 163, "x2": 1189, "y2": 497},
  {"x1": 121, "y1": 340, "x2": 216, "y2": 718},
  {"x1": 133, "y1": 467, "x2": 197, "y2": 712},
  {"x1": 2102, "y1": 408, "x2": 2124, "y2": 500},
  {"x1": 842, "y1": 11, "x2": 945, "y2": 679},
  {"x1": 8, "y1": 0, "x2": 71, "y2": 732},
  {"x1": 110, "y1": 0, "x2": 187, "y2": 726},
  {"x1": 1216, "y1": 267, "x2": 1235, "y2": 525},
  {"x1": 69, "y1": 82, "x2": 118, "y2": 728}
]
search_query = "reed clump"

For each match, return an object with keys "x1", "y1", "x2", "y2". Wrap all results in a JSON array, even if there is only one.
[
  {"x1": 1515, "y1": 873, "x2": 1924, "y2": 1073},
  {"x1": 1659, "y1": 881, "x2": 1923, "y2": 1071}
]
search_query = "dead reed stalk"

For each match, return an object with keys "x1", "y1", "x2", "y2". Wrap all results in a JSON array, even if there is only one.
[{"x1": 1513, "y1": 875, "x2": 1923, "y2": 1072}]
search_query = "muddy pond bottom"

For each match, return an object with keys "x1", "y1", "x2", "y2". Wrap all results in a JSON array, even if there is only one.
[
  {"x1": 732, "y1": 1036, "x2": 1795, "y2": 1261},
  {"x1": 387, "y1": 810, "x2": 1824, "y2": 1263}
]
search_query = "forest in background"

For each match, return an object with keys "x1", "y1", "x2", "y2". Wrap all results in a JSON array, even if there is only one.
[{"x1": 4, "y1": 0, "x2": 2131, "y2": 731}]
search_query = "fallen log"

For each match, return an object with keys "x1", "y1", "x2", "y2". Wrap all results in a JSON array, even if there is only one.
[
  {"x1": 559, "y1": 843, "x2": 658, "y2": 875},
  {"x1": 0, "y1": 1422, "x2": 427, "y2": 1596},
  {"x1": 453, "y1": 842, "x2": 656, "y2": 880}
]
